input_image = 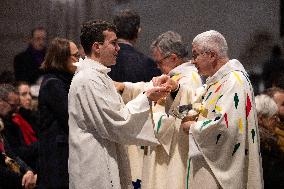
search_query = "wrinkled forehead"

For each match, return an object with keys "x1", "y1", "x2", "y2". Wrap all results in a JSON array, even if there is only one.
[{"x1": 192, "y1": 43, "x2": 204, "y2": 53}]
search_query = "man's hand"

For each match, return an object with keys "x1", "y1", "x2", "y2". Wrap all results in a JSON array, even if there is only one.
[
  {"x1": 113, "y1": 81, "x2": 125, "y2": 93},
  {"x1": 152, "y1": 74, "x2": 170, "y2": 87},
  {"x1": 152, "y1": 75, "x2": 179, "y2": 92},
  {"x1": 22, "y1": 171, "x2": 37, "y2": 189},
  {"x1": 145, "y1": 86, "x2": 171, "y2": 102},
  {"x1": 181, "y1": 119, "x2": 196, "y2": 135}
]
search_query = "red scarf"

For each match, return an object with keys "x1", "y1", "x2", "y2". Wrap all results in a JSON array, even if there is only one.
[
  {"x1": 0, "y1": 138, "x2": 4, "y2": 153},
  {"x1": 12, "y1": 114, "x2": 38, "y2": 145}
]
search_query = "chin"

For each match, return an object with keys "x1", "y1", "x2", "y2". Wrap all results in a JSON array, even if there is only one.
[
  {"x1": 105, "y1": 62, "x2": 116, "y2": 67},
  {"x1": 110, "y1": 60, "x2": 117, "y2": 66}
]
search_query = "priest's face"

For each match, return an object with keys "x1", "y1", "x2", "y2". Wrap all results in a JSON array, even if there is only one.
[
  {"x1": 191, "y1": 44, "x2": 215, "y2": 77},
  {"x1": 98, "y1": 30, "x2": 120, "y2": 67},
  {"x1": 152, "y1": 48, "x2": 175, "y2": 75}
]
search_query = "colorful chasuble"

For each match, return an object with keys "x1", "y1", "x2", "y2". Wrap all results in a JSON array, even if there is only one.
[{"x1": 176, "y1": 59, "x2": 263, "y2": 189}]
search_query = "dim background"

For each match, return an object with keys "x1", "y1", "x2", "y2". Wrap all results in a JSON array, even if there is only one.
[{"x1": 0, "y1": 0, "x2": 283, "y2": 81}]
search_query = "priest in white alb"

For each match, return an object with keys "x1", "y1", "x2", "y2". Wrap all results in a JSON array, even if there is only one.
[{"x1": 68, "y1": 20, "x2": 170, "y2": 189}]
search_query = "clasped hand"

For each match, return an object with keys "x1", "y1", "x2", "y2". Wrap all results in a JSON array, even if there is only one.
[
  {"x1": 145, "y1": 74, "x2": 180, "y2": 102},
  {"x1": 152, "y1": 74, "x2": 179, "y2": 92}
]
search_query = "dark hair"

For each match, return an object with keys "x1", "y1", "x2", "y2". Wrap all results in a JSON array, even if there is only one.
[
  {"x1": 14, "y1": 81, "x2": 30, "y2": 89},
  {"x1": 80, "y1": 20, "x2": 117, "y2": 55},
  {"x1": 31, "y1": 26, "x2": 46, "y2": 38},
  {"x1": 113, "y1": 9, "x2": 140, "y2": 40},
  {"x1": 0, "y1": 84, "x2": 18, "y2": 101},
  {"x1": 41, "y1": 37, "x2": 71, "y2": 71}
]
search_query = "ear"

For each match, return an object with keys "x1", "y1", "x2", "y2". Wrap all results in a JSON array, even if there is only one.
[
  {"x1": 171, "y1": 53, "x2": 178, "y2": 60},
  {"x1": 92, "y1": 42, "x2": 101, "y2": 54},
  {"x1": 171, "y1": 53, "x2": 178, "y2": 58}
]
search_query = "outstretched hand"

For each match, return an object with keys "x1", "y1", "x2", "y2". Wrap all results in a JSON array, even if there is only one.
[
  {"x1": 113, "y1": 81, "x2": 125, "y2": 93},
  {"x1": 152, "y1": 75, "x2": 179, "y2": 92},
  {"x1": 145, "y1": 86, "x2": 171, "y2": 102}
]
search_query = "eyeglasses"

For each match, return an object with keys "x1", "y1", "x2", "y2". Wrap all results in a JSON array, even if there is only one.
[
  {"x1": 71, "y1": 52, "x2": 81, "y2": 59},
  {"x1": 156, "y1": 55, "x2": 171, "y2": 65},
  {"x1": 1, "y1": 99, "x2": 20, "y2": 109},
  {"x1": 191, "y1": 51, "x2": 206, "y2": 61},
  {"x1": 192, "y1": 51, "x2": 213, "y2": 61}
]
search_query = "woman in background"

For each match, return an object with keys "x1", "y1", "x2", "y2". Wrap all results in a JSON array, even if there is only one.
[
  {"x1": 16, "y1": 81, "x2": 32, "y2": 110},
  {"x1": 38, "y1": 37, "x2": 79, "y2": 189},
  {"x1": 255, "y1": 94, "x2": 284, "y2": 188}
]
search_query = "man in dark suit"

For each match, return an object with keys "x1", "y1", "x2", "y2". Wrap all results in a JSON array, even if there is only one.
[
  {"x1": 108, "y1": 9, "x2": 161, "y2": 82},
  {"x1": 14, "y1": 27, "x2": 47, "y2": 84}
]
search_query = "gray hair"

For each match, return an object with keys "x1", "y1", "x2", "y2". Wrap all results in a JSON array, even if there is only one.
[
  {"x1": 255, "y1": 94, "x2": 278, "y2": 118},
  {"x1": 0, "y1": 84, "x2": 17, "y2": 101},
  {"x1": 192, "y1": 30, "x2": 228, "y2": 58},
  {"x1": 150, "y1": 31, "x2": 188, "y2": 60}
]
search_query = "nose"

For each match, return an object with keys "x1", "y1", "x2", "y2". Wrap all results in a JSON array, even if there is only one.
[
  {"x1": 115, "y1": 44, "x2": 120, "y2": 52},
  {"x1": 27, "y1": 93, "x2": 32, "y2": 101}
]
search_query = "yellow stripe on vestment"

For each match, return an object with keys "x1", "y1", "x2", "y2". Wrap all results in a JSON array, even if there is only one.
[{"x1": 233, "y1": 71, "x2": 243, "y2": 85}]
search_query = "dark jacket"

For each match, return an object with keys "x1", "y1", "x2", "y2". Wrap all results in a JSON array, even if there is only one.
[
  {"x1": 14, "y1": 45, "x2": 45, "y2": 84},
  {"x1": 38, "y1": 70, "x2": 73, "y2": 189},
  {"x1": 2, "y1": 108, "x2": 39, "y2": 172},
  {"x1": 108, "y1": 43, "x2": 161, "y2": 82},
  {"x1": 259, "y1": 126, "x2": 284, "y2": 188},
  {"x1": 0, "y1": 135, "x2": 33, "y2": 189}
]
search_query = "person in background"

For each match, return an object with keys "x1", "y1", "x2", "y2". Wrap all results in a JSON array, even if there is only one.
[
  {"x1": 38, "y1": 37, "x2": 78, "y2": 189},
  {"x1": 255, "y1": 94, "x2": 284, "y2": 188},
  {"x1": 15, "y1": 81, "x2": 32, "y2": 110},
  {"x1": 264, "y1": 87, "x2": 284, "y2": 152},
  {"x1": 14, "y1": 27, "x2": 47, "y2": 84},
  {"x1": 0, "y1": 84, "x2": 37, "y2": 189},
  {"x1": 0, "y1": 84, "x2": 39, "y2": 172},
  {"x1": 15, "y1": 81, "x2": 40, "y2": 146},
  {"x1": 108, "y1": 9, "x2": 161, "y2": 82}
]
